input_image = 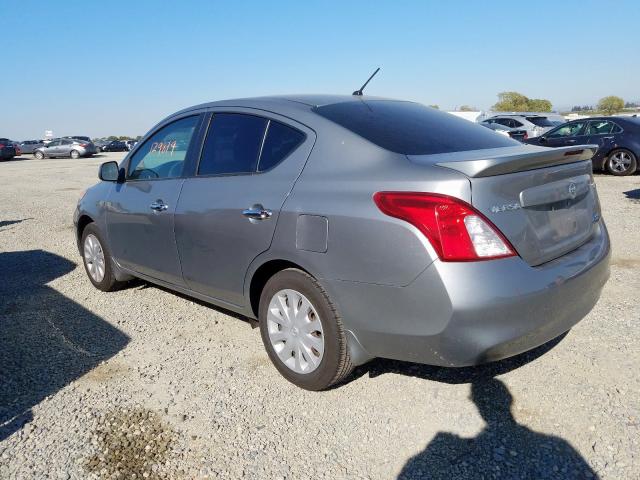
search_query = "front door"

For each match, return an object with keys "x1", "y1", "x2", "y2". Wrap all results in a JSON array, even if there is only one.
[
  {"x1": 45, "y1": 139, "x2": 61, "y2": 156},
  {"x1": 106, "y1": 114, "x2": 202, "y2": 286},
  {"x1": 543, "y1": 120, "x2": 588, "y2": 147},
  {"x1": 175, "y1": 111, "x2": 314, "y2": 306}
]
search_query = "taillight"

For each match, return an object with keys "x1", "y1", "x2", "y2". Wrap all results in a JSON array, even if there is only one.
[
  {"x1": 523, "y1": 132, "x2": 528, "y2": 140},
  {"x1": 80, "y1": 143, "x2": 88, "y2": 147},
  {"x1": 0, "y1": 144, "x2": 5, "y2": 148},
  {"x1": 373, "y1": 192, "x2": 516, "y2": 262}
]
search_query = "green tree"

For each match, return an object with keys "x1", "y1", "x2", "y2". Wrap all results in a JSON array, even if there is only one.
[
  {"x1": 597, "y1": 96, "x2": 625, "y2": 115},
  {"x1": 492, "y1": 91, "x2": 553, "y2": 112},
  {"x1": 493, "y1": 92, "x2": 530, "y2": 111},
  {"x1": 459, "y1": 105, "x2": 477, "y2": 111},
  {"x1": 527, "y1": 99, "x2": 552, "y2": 112}
]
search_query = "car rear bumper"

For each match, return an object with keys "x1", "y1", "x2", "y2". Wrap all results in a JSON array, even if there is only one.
[
  {"x1": 1, "y1": 148, "x2": 16, "y2": 159},
  {"x1": 324, "y1": 220, "x2": 610, "y2": 366}
]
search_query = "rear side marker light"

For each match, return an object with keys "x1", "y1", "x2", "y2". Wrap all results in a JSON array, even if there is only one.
[{"x1": 373, "y1": 192, "x2": 516, "y2": 262}]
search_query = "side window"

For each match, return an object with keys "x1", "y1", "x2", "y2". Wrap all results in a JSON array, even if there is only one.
[
  {"x1": 511, "y1": 120, "x2": 524, "y2": 127},
  {"x1": 61, "y1": 139, "x2": 73, "y2": 145},
  {"x1": 197, "y1": 113, "x2": 268, "y2": 176},
  {"x1": 548, "y1": 122, "x2": 586, "y2": 138},
  {"x1": 586, "y1": 120, "x2": 621, "y2": 135},
  {"x1": 128, "y1": 115, "x2": 199, "y2": 180},
  {"x1": 48, "y1": 140, "x2": 60, "y2": 147},
  {"x1": 258, "y1": 121, "x2": 305, "y2": 171}
]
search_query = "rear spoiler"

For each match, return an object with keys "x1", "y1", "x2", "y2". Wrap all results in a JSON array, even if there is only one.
[{"x1": 411, "y1": 145, "x2": 598, "y2": 178}]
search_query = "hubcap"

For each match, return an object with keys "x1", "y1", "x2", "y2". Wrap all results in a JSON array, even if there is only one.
[
  {"x1": 83, "y1": 234, "x2": 105, "y2": 283},
  {"x1": 267, "y1": 289, "x2": 324, "y2": 374},
  {"x1": 610, "y1": 152, "x2": 632, "y2": 172}
]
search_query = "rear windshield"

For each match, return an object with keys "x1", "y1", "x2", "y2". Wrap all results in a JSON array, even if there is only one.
[
  {"x1": 313, "y1": 101, "x2": 517, "y2": 155},
  {"x1": 526, "y1": 116, "x2": 555, "y2": 127}
]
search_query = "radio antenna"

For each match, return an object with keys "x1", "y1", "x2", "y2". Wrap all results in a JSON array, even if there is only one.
[{"x1": 352, "y1": 67, "x2": 381, "y2": 96}]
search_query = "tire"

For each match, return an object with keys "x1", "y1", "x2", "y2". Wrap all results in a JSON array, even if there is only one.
[
  {"x1": 34, "y1": 151, "x2": 44, "y2": 159},
  {"x1": 258, "y1": 268, "x2": 353, "y2": 390},
  {"x1": 606, "y1": 149, "x2": 637, "y2": 176},
  {"x1": 70, "y1": 150, "x2": 80, "y2": 159},
  {"x1": 81, "y1": 223, "x2": 124, "y2": 292}
]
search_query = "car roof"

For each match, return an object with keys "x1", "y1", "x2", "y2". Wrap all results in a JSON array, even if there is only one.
[{"x1": 172, "y1": 94, "x2": 404, "y2": 117}]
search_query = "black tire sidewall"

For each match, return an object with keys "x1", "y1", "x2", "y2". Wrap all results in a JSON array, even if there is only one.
[
  {"x1": 607, "y1": 149, "x2": 637, "y2": 176},
  {"x1": 81, "y1": 224, "x2": 118, "y2": 291},
  {"x1": 258, "y1": 269, "x2": 344, "y2": 391}
]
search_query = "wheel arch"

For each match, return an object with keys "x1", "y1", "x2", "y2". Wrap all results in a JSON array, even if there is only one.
[
  {"x1": 76, "y1": 214, "x2": 94, "y2": 252},
  {"x1": 248, "y1": 259, "x2": 312, "y2": 319}
]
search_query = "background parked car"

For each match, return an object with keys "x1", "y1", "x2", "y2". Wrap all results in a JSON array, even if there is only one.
[
  {"x1": 0, "y1": 138, "x2": 17, "y2": 160},
  {"x1": 481, "y1": 122, "x2": 529, "y2": 142},
  {"x1": 481, "y1": 114, "x2": 556, "y2": 138},
  {"x1": 94, "y1": 140, "x2": 109, "y2": 151},
  {"x1": 34, "y1": 138, "x2": 98, "y2": 159},
  {"x1": 525, "y1": 116, "x2": 640, "y2": 175},
  {"x1": 19, "y1": 140, "x2": 44, "y2": 154},
  {"x1": 101, "y1": 140, "x2": 129, "y2": 152}
]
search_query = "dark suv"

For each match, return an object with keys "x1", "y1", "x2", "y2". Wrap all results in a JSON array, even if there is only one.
[
  {"x1": 0, "y1": 138, "x2": 17, "y2": 160},
  {"x1": 102, "y1": 141, "x2": 129, "y2": 152},
  {"x1": 526, "y1": 116, "x2": 640, "y2": 175}
]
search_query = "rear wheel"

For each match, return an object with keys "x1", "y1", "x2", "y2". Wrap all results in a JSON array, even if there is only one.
[
  {"x1": 258, "y1": 268, "x2": 353, "y2": 390},
  {"x1": 606, "y1": 149, "x2": 637, "y2": 176},
  {"x1": 34, "y1": 151, "x2": 44, "y2": 159},
  {"x1": 70, "y1": 150, "x2": 80, "y2": 159},
  {"x1": 81, "y1": 224, "x2": 124, "y2": 292}
]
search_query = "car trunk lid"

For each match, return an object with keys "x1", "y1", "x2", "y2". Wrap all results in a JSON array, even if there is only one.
[{"x1": 408, "y1": 145, "x2": 602, "y2": 266}]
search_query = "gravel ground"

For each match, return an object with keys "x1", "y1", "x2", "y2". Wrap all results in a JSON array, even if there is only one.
[{"x1": 1, "y1": 152, "x2": 638, "y2": 479}]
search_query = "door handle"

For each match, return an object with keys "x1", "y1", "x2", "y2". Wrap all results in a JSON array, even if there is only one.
[
  {"x1": 242, "y1": 206, "x2": 272, "y2": 220},
  {"x1": 566, "y1": 139, "x2": 577, "y2": 143},
  {"x1": 149, "y1": 200, "x2": 168, "y2": 212}
]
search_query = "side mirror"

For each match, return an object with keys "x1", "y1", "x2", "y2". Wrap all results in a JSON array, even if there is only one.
[
  {"x1": 99, "y1": 161, "x2": 120, "y2": 182},
  {"x1": 538, "y1": 136, "x2": 547, "y2": 143}
]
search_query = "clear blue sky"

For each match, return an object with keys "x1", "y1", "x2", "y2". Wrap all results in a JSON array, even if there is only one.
[{"x1": 2, "y1": 0, "x2": 639, "y2": 139}]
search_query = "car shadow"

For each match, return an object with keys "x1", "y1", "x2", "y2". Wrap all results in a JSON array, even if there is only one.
[
  {"x1": 623, "y1": 188, "x2": 640, "y2": 202},
  {"x1": 347, "y1": 332, "x2": 566, "y2": 386},
  {"x1": 0, "y1": 250, "x2": 129, "y2": 441},
  {"x1": 397, "y1": 377, "x2": 598, "y2": 479},
  {"x1": 0, "y1": 219, "x2": 31, "y2": 230}
]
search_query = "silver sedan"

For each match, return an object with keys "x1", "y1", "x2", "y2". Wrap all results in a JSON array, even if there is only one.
[{"x1": 34, "y1": 138, "x2": 98, "y2": 159}]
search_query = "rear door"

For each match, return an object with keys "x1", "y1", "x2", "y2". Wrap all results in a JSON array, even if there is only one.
[
  {"x1": 585, "y1": 119, "x2": 621, "y2": 150},
  {"x1": 175, "y1": 110, "x2": 314, "y2": 306},
  {"x1": 60, "y1": 138, "x2": 74, "y2": 156},
  {"x1": 106, "y1": 114, "x2": 202, "y2": 286}
]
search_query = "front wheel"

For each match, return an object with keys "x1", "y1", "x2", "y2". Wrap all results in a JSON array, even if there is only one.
[
  {"x1": 258, "y1": 269, "x2": 353, "y2": 390},
  {"x1": 606, "y1": 149, "x2": 637, "y2": 176},
  {"x1": 81, "y1": 224, "x2": 125, "y2": 292},
  {"x1": 34, "y1": 151, "x2": 44, "y2": 159},
  {"x1": 70, "y1": 150, "x2": 80, "y2": 159}
]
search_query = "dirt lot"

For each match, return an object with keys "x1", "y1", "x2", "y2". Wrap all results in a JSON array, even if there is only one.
[{"x1": 1, "y1": 152, "x2": 639, "y2": 479}]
